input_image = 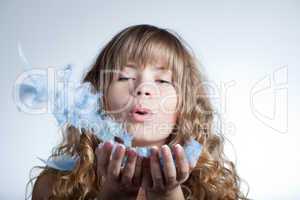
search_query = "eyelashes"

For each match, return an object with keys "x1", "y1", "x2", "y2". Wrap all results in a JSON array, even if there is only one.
[
  {"x1": 117, "y1": 77, "x2": 172, "y2": 84},
  {"x1": 117, "y1": 77, "x2": 132, "y2": 81},
  {"x1": 156, "y1": 79, "x2": 171, "y2": 84}
]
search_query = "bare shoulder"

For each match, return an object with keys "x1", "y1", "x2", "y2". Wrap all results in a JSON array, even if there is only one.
[{"x1": 32, "y1": 170, "x2": 58, "y2": 200}]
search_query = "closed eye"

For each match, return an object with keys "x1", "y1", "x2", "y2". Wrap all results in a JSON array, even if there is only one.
[
  {"x1": 156, "y1": 79, "x2": 171, "y2": 84},
  {"x1": 118, "y1": 77, "x2": 135, "y2": 81},
  {"x1": 118, "y1": 77, "x2": 171, "y2": 84}
]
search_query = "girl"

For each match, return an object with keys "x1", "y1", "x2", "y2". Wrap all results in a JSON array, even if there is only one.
[{"x1": 28, "y1": 24, "x2": 248, "y2": 200}]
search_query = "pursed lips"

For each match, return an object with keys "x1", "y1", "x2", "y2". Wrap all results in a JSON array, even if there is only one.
[{"x1": 129, "y1": 105, "x2": 154, "y2": 122}]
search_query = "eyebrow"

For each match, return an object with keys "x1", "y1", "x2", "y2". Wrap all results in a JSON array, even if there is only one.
[{"x1": 124, "y1": 64, "x2": 170, "y2": 72}]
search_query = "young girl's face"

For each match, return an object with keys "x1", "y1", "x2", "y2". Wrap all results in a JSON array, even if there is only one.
[{"x1": 106, "y1": 61, "x2": 178, "y2": 147}]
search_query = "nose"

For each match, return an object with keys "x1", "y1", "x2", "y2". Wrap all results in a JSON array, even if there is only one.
[
  {"x1": 136, "y1": 90, "x2": 150, "y2": 96},
  {"x1": 134, "y1": 82, "x2": 157, "y2": 98}
]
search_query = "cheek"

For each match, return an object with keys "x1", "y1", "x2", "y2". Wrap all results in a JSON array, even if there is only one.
[
  {"x1": 159, "y1": 88, "x2": 178, "y2": 113},
  {"x1": 158, "y1": 88, "x2": 178, "y2": 122},
  {"x1": 107, "y1": 84, "x2": 131, "y2": 112}
]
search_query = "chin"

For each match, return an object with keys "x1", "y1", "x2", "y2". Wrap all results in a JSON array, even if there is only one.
[{"x1": 125, "y1": 123, "x2": 170, "y2": 146}]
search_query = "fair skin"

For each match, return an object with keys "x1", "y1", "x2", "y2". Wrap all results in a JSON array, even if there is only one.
[
  {"x1": 106, "y1": 62, "x2": 178, "y2": 147},
  {"x1": 95, "y1": 62, "x2": 191, "y2": 200}
]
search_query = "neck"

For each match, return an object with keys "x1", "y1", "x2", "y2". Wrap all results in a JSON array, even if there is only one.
[{"x1": 132, "y1": 139, "x2": 166, "y2": 148}]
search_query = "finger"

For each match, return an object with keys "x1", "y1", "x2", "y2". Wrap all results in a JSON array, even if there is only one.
[
  {"x1": 121, "y1": 148, "x2": 137, "y2": 185},
  {"x1": 174, "y1": 144, "x2": 189, "y2": 182},
  {"x1": 96, "y1": 141, "x2": 113, "y2": 176},
  {"x1": 95, "y1": 143, "x2": 103, "y2": 176},
  {"x1": 132, "y1": 155, "x2": 143, "y2": 186},
  {"x1": 161, "y1": 145, "x2": 177, "y2": 186},
  {"x1": 108, "y1": 143, "x2": 126, "y2": 181},
  {"x1": 150, "y1": 146, "x2": 164, "y2": 190},
  {"x1": 141, "y1": 157, "x2": 152, "y2": 189}
]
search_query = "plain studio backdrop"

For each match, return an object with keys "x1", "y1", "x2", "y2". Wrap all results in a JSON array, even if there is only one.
[{"x1": 1, "y1": 0, "x2": 299, "y2": 199}]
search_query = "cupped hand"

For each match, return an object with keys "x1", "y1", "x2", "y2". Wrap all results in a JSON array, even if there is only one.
[
  {"x1": 142, "y1": 144, "x2": 191, "y2": 199},
  {"x1": 95, "y1": 141, "x2": 143, "y2": 200}
]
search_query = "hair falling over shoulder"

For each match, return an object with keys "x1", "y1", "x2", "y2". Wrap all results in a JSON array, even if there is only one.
[
  {"x1": 26, "y1": 24, "x2": 249, "y2": 200},
  {"x1": 27, "y1": 126, "x2": 104, "y2": 200}
]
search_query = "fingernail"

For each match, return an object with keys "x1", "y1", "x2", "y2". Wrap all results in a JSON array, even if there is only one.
[
  {"x1": 119, "y1": 143, "x2": 125, "y2": 150},
  {"x1": 108, "y1": 140, "x2": 114, "y2": 145},
  {"x1": 110, "y1": 142, "x2": 119, "y2": 154},
  {"x1": 150, "y1": 146, "x2": 157, "y2": 152},
  {"x1": 162, "y1": 144, "x2": 168, "y2": 151},
  {"x1": 174, "y1": 144, "x2": 182, "y2": 155},
  {"x1": 115, "y1": 143, "x2": 125, "y2": 154},
  {"x1": 103, "y1": 140, "x2": 113, "y2": 149},
  {"x1": 127, "y1": 148, "x2": 136, "y2": 157},
  {"x1": 175, "y1": 144, "x2": 182, "y2": 150},
  {"x1": 161, "y1": 145, "x2": 170, "y2": 157}
]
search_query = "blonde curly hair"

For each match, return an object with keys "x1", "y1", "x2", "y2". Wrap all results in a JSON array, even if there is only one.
[{"x1": 26, "y1": 24, "x2": 249, "y2": 200}]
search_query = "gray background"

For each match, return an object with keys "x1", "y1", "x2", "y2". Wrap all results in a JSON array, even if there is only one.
[{"x1": 1, "y1": 0, "x2": 299, "y2": 199}]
